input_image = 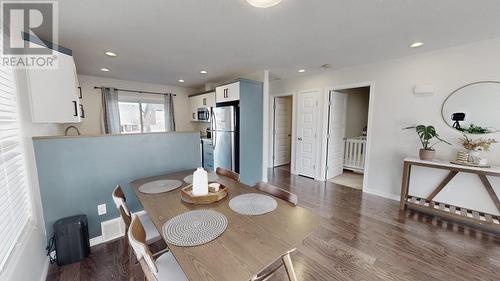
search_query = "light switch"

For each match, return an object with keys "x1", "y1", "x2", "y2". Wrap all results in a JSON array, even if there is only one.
[{"x1": 97, "y1": 204, "x2": 107, "y2": 216}]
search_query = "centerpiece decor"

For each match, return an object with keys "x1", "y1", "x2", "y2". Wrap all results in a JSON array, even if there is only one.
[
  {"x1": 404, "y1": 125, "x2": 451, "y2": 160},
  {"x1": 456, "y1": 134, "x2": 497, "y2": 166}
]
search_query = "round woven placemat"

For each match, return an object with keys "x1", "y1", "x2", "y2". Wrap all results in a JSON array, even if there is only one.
[
  {"x1": 162, "y1": 210, "x2": 227, "y2": 247},
  {"x1": 183, "y1": 172, "x2": 219, "y2": 183},
  {"x1": 139, "y1": 179, "x2": 183, "y2": 194},
  {"x1": 229, "y1": 193, "x2": 277, "y2": 216}
]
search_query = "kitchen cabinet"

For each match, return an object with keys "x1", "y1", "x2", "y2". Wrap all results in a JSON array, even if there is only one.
[
  {"x1": 26, "y1": 45, "x2": 82, "y2": 123},
  {"x1": 189, "y1": 91, "x2": 215, "y2": 122},
  {"x1": 216, "y1": 82, "x2": 240, "y2": 103}
]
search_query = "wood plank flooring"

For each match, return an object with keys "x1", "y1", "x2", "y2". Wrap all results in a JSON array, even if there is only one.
[{"x1": 46, "y1": 167, "x2": 500, "y2": 281}]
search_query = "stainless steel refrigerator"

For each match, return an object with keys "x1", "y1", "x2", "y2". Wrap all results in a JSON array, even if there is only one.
[{"x1": 211, "y1": 105, "x2": 239, "y2": 172}]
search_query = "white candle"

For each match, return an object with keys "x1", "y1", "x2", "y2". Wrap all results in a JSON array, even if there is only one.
[{"x1": 192, "y1": 168, "x2": 208, "y2": 196}]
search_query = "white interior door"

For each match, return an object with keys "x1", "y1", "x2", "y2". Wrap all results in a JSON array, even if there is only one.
[
  {"x1": 296, "y1": 91, "x2": 320, "y2": 178},
  {"x1": 327, "y1": 91, "x2": 347, "y2": 179},
  {"x1": 273, "y1": 96, "x2": 292, "y2": 167}
]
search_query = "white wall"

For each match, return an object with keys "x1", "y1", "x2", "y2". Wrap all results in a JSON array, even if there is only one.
[
  {"x1": 68, "y1": 75, "x2": 196, "y2": 135},
  {"x1": 342, "y1": 87, "x2": 369, "y2": 138},
  {"x1": 270, "y1": 37, "x2": 500, "y2": 215},
  {"x1": 0, "y1": 71, "x2": 64, "y2": 281}
]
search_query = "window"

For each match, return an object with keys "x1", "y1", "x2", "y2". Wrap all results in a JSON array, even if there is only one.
[
  {"x1": 118, "y1": 101, "x2": 165, "y2": 133},
  {"x1": 0, "y1": 63, "x2": 32, "y2": 270}
]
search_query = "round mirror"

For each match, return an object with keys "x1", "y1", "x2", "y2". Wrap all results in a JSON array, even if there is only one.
[{"x1": 442, "y1": 81, "x2": 500, "y2": 134}]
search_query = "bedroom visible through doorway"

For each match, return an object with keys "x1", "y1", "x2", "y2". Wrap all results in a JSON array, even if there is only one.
[{"x1": 326, "y1": 86, "x2": 370, "y2": 190}]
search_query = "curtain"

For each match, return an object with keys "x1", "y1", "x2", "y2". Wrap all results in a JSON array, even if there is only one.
[
  {"x1": 164, "y1": 94, "x2": 176, "y2": 132},
  {"x1": 101, "y1": 87, "x2": 121, "y2": 134}
]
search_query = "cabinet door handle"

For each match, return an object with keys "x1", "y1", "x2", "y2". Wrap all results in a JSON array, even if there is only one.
[
  {"x1": 72, "y1": 101, "x2": 78, "y2": 116},
  {"x1": 79, "y1": 104, "x2": 85, "y2": 118}
]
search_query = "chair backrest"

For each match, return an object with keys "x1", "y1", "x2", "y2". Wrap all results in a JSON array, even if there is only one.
[
  {"x1": 128, "y1": 215, "x2": 158, "y2": 279},
  {"x1": 216, "y1": 167, "x2": 240, "y2": 182},
  {"x1": 112, "y1": 185, "x2": 132, "y2": 228},
  {"x1": 251, "y1": 248, "x2": 297, "y2": 281},
  {"x1": 254, "y1": 182, "x2": 298, "y2": 206}
]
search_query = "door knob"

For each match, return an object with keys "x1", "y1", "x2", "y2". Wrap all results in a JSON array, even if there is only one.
[{"x1": 298, "y1": 137, "x2": 303, "y2": 141}]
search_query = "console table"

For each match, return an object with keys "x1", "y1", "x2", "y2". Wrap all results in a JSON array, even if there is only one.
[{"x1": 400, "y1": 157, "x2": 500, "y2": 233}]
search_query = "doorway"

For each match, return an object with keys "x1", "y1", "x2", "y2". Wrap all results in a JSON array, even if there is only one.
[
  {"x1": 272, "y1": 96, "x2": 293, "y2": 169},
  {"x1": 326, "y1": 86, "x2": 370, "y2": 190},
  {"x1": 295, "y1": 91, "x2": 321, "y2": 178}
]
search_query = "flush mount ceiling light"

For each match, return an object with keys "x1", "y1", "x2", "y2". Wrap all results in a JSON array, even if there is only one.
[
  {"x1": 298, "y1": 69, "x2": 306, "y2": 73},
  {"x1": 409, "y1": 42, "x2": 424, "y2": 48},
  {"x1": 100, "y1": 68, "x2": 110, "y2": 72},
  {"x1": 200, "y1": 70, "x2": 208, "y2": 74},
  {"x1": 246, "y1": 0, "x2": 283, "y2": 8},
  {"x1": 104, "y1": 51, "x2": 117, "y2": 57},
  {"x1": 178, "y1": 79, "x2": 185, "y2": 83}
]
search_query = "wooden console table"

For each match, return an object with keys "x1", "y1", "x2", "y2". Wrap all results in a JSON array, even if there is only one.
[{"x1": 400, "y1": 157, "x2": 500, "y2": 233}]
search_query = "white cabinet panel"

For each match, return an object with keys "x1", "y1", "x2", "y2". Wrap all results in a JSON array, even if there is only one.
[
  {"x1": 189, "y1": 92, "x2": 215, "y2": 122},
  {"x1": 216, "y1": 82, "x2": 240, "y2": 103},
  {"x1": 27, "y1": 50, "x2": 81, "y2": 123}
]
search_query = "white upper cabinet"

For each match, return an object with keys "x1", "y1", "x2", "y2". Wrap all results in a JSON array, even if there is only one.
[
  {"x1": 26, "y1": 48, "x2": 81, "y2": 123},
  {"x1": 189, "y1": 91, "x2": 215, "y2": 121},
  {"x1": 216, "y1": 82, "x2": 240, "y2": 103}
]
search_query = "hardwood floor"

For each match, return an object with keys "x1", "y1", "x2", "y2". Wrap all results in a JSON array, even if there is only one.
[{"x1": 47, "y1": 168, "x2": 500, "y2": 281}]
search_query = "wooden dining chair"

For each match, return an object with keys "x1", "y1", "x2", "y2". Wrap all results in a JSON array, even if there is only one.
[
  {"x1": 112, "y1": 185, "x2": 162, "y2": 244},
  {"x1": 216, "y1": 167, "x2": 241, "y2": 182},
  {"x1": 251, "y1": 248, "x2": 298, "y2": 281},
  {"x1": 128, "y1": 215, "x2": 188, "y2": 281},
  {"x1": 112, "y1": 185, "x2": 166, "y2": 280},
  {"x1": 254, "y1": 181, "x2": 298, "y2": 206}
]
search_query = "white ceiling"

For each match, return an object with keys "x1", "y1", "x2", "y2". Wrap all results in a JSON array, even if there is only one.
[{"x1": 56, "y1": 0, "x2": 500, "y2": 88}]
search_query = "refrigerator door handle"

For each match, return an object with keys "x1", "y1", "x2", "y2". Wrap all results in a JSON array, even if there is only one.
[{"x1": 212, "y1": 107, "x2": 217, "y2": 149}]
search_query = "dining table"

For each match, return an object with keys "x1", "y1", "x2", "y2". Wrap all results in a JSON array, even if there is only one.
[{"x1": 130, "y1": 169, "x2": 320, "y2": 281}]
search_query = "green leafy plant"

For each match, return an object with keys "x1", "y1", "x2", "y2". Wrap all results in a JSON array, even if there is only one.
[
  {"x1": 404, "y1": 125, "x2": 451, "y2": 150},
  {"x1": 458, "y1": 124, "x2": 490, "y2": 134}
]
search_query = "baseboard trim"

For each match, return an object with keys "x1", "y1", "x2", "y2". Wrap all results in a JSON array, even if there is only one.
[
  {"x1": 39, "y1": 257, "x2": 50, "y2": 281},
  {"x1": 90, "y1": 210, "x2": 146, "y2": 247},
  {"x1": 363, "y1": 187, "x2": 400, "y2": 202}
]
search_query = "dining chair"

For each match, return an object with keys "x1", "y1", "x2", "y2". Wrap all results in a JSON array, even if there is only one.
[
  {"x1": 128, "y1": 215, "x2": 188, "y2": 281},
  {"x1": 216, "y1": 167, "x2": 241, "y2": 182},
  {"x1": 251, "y1": 248, "x2": 298, "y2": 281},
  {"x1": 113, "y1": 185, "x2": 166, "y2": 280},
  {"x1": 112, "y1": 185, "x2": 162, "y2": 244},
  {"x1": 254, "y1": 181, "x2": 298, "y2": 206}
]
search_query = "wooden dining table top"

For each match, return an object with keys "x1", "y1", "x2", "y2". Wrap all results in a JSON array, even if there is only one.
[{"x1": 130, "y1": 169, "x2": 320, "y2": 281}]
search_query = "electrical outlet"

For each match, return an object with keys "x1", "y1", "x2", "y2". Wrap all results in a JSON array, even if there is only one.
[{"x1": 97, "y1": 204, "x2": 107, "y2": 216}]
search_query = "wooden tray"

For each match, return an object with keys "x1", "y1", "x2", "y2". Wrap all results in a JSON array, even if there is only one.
[{"x1": 180, "y1": 184, "x2": 228, "y2": 204}]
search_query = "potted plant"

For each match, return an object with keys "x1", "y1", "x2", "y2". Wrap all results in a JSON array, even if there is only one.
[{"x1": 404, "y1": 125, "x2": 451, "y2": 160}]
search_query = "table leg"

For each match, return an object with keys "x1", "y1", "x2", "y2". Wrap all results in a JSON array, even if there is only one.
[
  {"x1": 400, "y1": 162, "x2": 412, "y2": 210},
  {"x1": 478, "y1": 174, "x2": 500, "y2": 213},
  {"x1": 426, "y1": 171, "x2": 458, "y2": 201}
]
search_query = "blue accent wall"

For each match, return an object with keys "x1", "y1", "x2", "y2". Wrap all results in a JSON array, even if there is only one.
[
  {"x1": 33, "y1": 132, "x2": 201, "y2": 239},
  {"x1": 239, "y1": 79, "x2": 264, "y2": 185}
]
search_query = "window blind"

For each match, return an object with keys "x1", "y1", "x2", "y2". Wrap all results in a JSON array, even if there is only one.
[{"x1": 0, "y1": 56, "x2": 32, "y2": 270}]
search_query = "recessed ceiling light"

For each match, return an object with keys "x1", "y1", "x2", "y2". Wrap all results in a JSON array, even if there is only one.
[
  {"x1": 100, "y1": 68, "x2": 110, "y2": 72},
  {"x1": 246, "y1": 0, "x2": 283, "y2": 8},
  {"x1": 178, "y1": 79, "x2": 185, "y2": 83},
  {"x1": 104, "y1": 51, "x2": 117, "y2": 57},
  {"x1": 409, "y1": 42, "x2": 424, "y2": 48},
  {"x1": 298, "y1": 69, "x2": 306, "y2": 73},
  {"x1": 200, "y1": 70, "x2": 208, "y2": 74}
]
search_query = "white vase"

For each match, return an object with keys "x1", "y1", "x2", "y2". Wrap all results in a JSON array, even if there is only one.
[{"x1": 192, "y1": 168, "x2": 208, "y2": 196}]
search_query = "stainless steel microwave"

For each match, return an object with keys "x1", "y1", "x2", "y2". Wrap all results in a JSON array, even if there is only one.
[{"x1": 197, "y1": 107, "x2": 210, "y2": 122}]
